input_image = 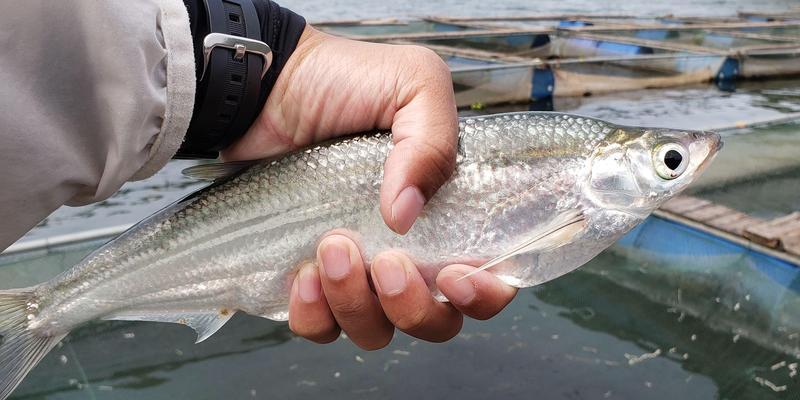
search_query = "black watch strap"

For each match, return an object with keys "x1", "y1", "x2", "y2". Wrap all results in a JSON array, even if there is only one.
[
  {"x1": 178, "y1": 0, "x2": 306, "y2": 159},
  {"x1": 177, "y1": 0, "x2": 270, "y2": 159}
]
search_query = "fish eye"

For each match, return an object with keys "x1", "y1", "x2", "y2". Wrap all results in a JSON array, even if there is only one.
[{"x1": 654, "y1": 143, "x2": 689, "y2": 180}]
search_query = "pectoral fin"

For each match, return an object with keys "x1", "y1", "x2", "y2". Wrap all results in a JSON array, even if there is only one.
[
  {"x1": 459, "y1": 210, "x2": 587, "y2": 280},
  {"x1": 181, "y1": 161, "x2": 257, "y2": 181},
  {"x1": 105, "y1": 309, "x2": 235, "y2": 343}
]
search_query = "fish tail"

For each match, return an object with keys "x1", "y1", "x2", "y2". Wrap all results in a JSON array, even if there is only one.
[{"x1": 0, "y1": 288, "x2": 65, "y2": 400}]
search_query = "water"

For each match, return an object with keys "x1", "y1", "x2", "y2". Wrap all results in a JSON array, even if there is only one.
[{"x1": 3, "y1": 2, "x2": 800, "y2": 399}]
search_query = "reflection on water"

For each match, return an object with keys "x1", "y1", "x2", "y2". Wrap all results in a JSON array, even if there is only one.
[{"x1": 3, "y1": 217, "x2": 798, "y2": 400}]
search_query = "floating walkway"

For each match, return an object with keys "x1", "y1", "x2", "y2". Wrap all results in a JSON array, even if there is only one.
[
  {"x1": 316, "y1": 12, "x2": 800, "y2": 107},
  {"x1": 657, "y1": 196, "x2": 800, "y2": 263}
]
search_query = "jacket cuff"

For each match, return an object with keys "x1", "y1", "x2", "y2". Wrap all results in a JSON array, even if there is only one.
[{"x1": 131, "y1": 0, "x2": 197, "y2": 180}]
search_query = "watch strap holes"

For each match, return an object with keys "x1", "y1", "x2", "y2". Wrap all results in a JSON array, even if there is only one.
[{"x1": 225, "y1": 95, "x2": 239, "y2": 105}]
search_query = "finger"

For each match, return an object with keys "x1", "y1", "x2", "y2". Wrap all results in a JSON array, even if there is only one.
[
  {"x1": 317, "y1": 235, "x2": 394, "y2": 350},
  {"x1": 436, "y1": 265, "x2": 518, "y2": 320},
  {"x1": 288, "y1": 263, "x2": 340, "y2": 343},
  {"x1": 371, "y1": 251, "x2": 462, "y2": 342},
  {"x1": 380, "y1": 47, "x2": 458, "y2": 235}
]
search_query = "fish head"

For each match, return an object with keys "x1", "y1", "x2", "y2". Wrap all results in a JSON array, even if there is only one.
[{"x1": 587, "y1": 126, "x2": 722, "y2": 217}]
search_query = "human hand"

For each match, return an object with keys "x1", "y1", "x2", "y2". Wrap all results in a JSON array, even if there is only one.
[
  {"x1": 223, "y1": 25, "x2": 456, "y2": 234},
  {"x1": 224, "y1": 25, "x2": 517, "y2": 348},
  {"x1": 288, "y1": 234, "x2": 518, "y2": 349}
]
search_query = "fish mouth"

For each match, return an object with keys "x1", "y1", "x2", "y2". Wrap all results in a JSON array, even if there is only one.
[
  {"x1": 712, "y1": 133, "x2": 724, "y2": 152},
  {"x1": 695, "y1": 131, "x2": 723, "y2": 174}
]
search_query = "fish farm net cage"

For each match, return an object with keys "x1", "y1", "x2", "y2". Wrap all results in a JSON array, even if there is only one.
[{"x1": 314, "y1": 11, "x2": 800, "y2": 108}]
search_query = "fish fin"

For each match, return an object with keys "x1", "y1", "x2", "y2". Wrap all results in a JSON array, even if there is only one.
[
  {"x1": 181, "y1": 161, "x2": 256, "y2": 181},
  {"x1": 105, "y1": 309, "x2": 235, "y2": 344},
  {"x1": 459, "y1": 210, "x2": 587, "y2": 281},
  {"x1": 0, "y1": 289, "x2": 67, "y2": 400}
]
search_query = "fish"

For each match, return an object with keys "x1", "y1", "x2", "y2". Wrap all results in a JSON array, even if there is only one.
[{"x1": 0, "y1": 112, "x2": 721, "y2": 398}]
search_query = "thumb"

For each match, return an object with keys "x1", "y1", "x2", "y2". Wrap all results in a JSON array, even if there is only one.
[{"x1": 380, "y1": 50, "x2": 458, "y2": 234}]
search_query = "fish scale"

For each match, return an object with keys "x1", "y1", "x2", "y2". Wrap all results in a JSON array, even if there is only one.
[{"x1": 0, "y1": 112, "x2": 722, "y2": 400}]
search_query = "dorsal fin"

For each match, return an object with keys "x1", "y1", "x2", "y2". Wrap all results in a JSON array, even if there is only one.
[
  {"x1": 181, "y1": 161, "x2": 257, "y2": 181},
  {"x1": 104, "y1": 309, "x2": 236, "y2": 343}
]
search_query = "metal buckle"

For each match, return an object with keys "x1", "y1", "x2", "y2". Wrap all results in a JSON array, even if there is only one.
[{"x1": 200, "y1": 32, "x2": 272, "y2": 80}]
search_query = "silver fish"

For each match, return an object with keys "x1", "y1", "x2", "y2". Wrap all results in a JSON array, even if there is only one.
[{"x1": 0, "y1": 112, "x2": 720, "y2": 398}]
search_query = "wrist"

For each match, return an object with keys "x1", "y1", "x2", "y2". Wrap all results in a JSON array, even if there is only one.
[
  {"x1": 266, "y1": 24, "x2": 323, "y2": 102},
  {"x1": 176, "y1": 0, "x2": 305, "y2": 159}
]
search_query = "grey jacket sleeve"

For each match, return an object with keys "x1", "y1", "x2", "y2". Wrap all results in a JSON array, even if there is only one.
[{"x1": 0, "y1": 0, "x2": 196, "y2": 250}]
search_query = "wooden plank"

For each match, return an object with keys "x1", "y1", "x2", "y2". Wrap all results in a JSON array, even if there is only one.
[
  {"x1": 663, "y1": 16, "x2": 745, "y2": 24},
  {"x1": 706, "y1": 212, "x2": 764, "y2": 236},
  {"x1": 659, "y1": 196, "x2": 713, "y2": 214},
  {"x1": 448, "y1": 52, "x2": 728, "y2": 72},
  {"x1": 566, "y1": 20, "x2": 800, "y2": 33},
  {"x1": 711, "y1": 29, "x2": 800, "y2": 44},
  {"x1": 565, "y1": 32, "x2": 729, "y2": 55},
  {"x1": 313, "y1": 18, "x2": 404, "y2": 26},
  {"x1": 738, "y1": 11, "x2": 800, "y2": 20},
  {"x1": 394, "y1": 41, "x2": 531, "y2": 62},
  {"x1": 347, "y1": 28, "x2": 548, "y2": 42},
  {"x1": 423, "y1": 19, "x2": 522, "y2": 31},
  {"x1": 431, "y1": 14, "x2": 637, "y2": 23},
  {"x1": 661, "y1": 196, "x2": 768, "y2": 237},
  {"x1": 773, "y1": 213, "x2": 800, "y2": 236},
  {"x1": 783, "y1": 231, "x2": 800, "y2": 257},
  {"x1": 744, "y1": 212, "x2": 800, "y2": 249},
  {"x1": 753, "y1": 212, "x2": 800, "y2": 237},
  {"x1": 735, "y1": 43, "x2": 800, "y2": 54},
  {"x1": 684, "y1": 204, "x2": 734, "y2": 222},
  {"x1": 573, "y1": 33, "x2": 800, "y2": 56}
]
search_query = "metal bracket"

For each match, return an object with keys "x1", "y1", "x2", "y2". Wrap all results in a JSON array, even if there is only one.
[{"x1": 201, "y1": 32, "x2": 273, "y2": 80}]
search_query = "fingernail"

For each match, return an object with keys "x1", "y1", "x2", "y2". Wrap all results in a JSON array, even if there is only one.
[
  {"x1": 320, "y1": 238, "x2": 352, "y2": 280},
  {"x1": 297, "y1": 265, "x2": 321, "y2": 303},
  {"x1": 373, "y1": 256, "x2": 408, "y2": 296},
  {"x1": 444, "y1": 272, "x2": 476, "y2": 305},
  {"x1": 391, "y1": 186, "x2": 425, "y2": 235}
]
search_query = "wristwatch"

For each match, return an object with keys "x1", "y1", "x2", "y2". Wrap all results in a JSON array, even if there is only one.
[
  {"x1": 177, "y1": 0, "x2": 270, "y2": 158},
  {"x1": 177, "y1": 0, "x2": 305, "y2": 159}
]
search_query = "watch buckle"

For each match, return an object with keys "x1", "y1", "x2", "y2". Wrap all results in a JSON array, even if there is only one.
[{"x1": 201, "y1": 33, "x2": 272, "y2": 80}]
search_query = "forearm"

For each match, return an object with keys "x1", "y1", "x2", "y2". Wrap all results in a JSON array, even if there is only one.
[{"x1": 0, "y1": 0, "x2": 307, "y2": 250}]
